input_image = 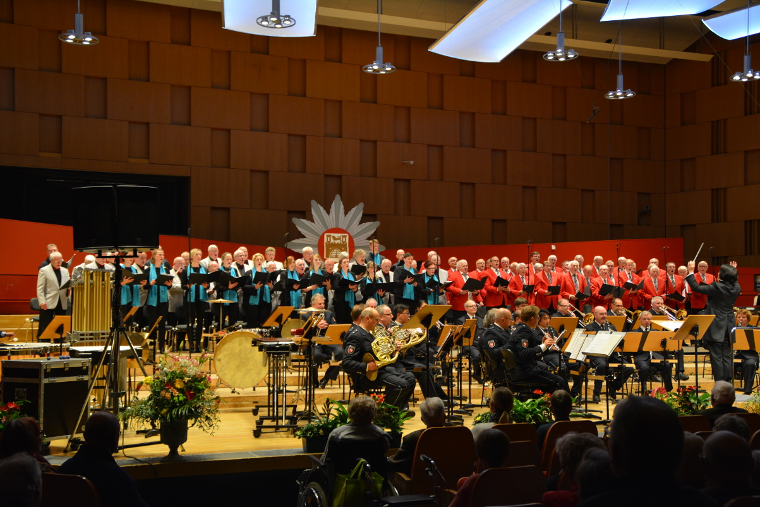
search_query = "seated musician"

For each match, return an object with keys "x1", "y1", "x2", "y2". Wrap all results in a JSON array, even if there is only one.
[
  {"x1": 552, "y1": 298, "x2": 575, "y2": 318},
  {"x1": 341, "y1": 307, "x2": 416, "y2": 414},
  {"x1": 482, "y1": 308, "x2": 513, "y2": 383},
  {"x1": 390, "y1": 304, "x2": 448, "y2": 401},
  {"x1": 650, "y1": 296, "x2": 688, "y2": 381},
  {"x1": 308, "y1": 294, "x2": 342, "y2": 389},
  {"x1": 584, "y1": 306, "x2": 631, "y2": 403},
  {"x1": 535, "y1": 310, "x2": 560, "y2": 371},
  {"x1": 456, "y1": 300, "x2": 484, "y2": 383},
  {"x1": 506, "y1": 305, "x2": 568, "y2": 392},
  {"x1": 609, "y1": 298, "x2": 632, "y2": 332},
  {"x1": 734, "y1": 309, "x2": 759, "y2": 395},
  {"x1": 630, "y1": 311, "x2": 673, "y2": 394}
]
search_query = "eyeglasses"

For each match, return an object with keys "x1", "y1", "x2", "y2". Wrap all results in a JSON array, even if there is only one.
[{"x1": 399, "y1": 311, "x2": 410, "y2": 316}]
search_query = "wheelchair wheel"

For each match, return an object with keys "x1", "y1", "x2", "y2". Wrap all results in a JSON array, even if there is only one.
[{"x1": 298, "y1": 481, "x2": 328, "y2": 507}]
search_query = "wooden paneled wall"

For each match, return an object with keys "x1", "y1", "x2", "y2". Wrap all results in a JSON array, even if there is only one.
[
  {"x1": 664, "y1": 35, "x2": 760, "y2": 266},
  {"x1": 1, "y1": 0, "x2": 733, "y2": 255}
]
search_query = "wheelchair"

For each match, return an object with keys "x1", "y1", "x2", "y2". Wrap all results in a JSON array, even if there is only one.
[{"x1": 296, "y1": 434, "x2": 436, "y2": 507}]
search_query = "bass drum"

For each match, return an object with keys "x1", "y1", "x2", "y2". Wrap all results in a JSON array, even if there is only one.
[{"x1": 214, "y1": 330, "x2": 268, "y2": 389}]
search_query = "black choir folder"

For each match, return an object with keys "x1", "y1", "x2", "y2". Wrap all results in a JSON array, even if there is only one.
[
  {"x1": 461, "y1": 277, "x2": 486, "y2": 292},
  {"x1": 599, "y1": 283, "x2": 625, "y2": 298},
  {"x1": 252, "y1": 271, "x2": 280, "y2": 285},
  {"x1": 350, "y1": 264, "x2": 367, "y2": 277},
  {"x1": 666, "y1": 292, "x2": 686, "y2": 302},
  {"x1": 546, "y1": 286, "x2": 561, "y2": 296},
  {"x1": 623, "y1": 279, "x2": 645, "y2": 291}
]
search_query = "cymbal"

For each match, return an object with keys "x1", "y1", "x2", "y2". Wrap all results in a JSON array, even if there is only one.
[
  {"x1": 208, "y1": 298, "x2": 235, "y2": 304},
  {"x1": 297, "y1": 307, "x2": 322, "y2": 313}
]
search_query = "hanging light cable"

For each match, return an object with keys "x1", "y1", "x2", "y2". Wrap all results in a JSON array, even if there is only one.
[
  {"x1": 605, "y1": 28, "x2": 635, "y2": 99},
  {"x1": 543, "y1": 3, "x2": 578, "y2": 61},
  {"x1": 730, "y1": 0, "x2": 760, "y2": 82},
  {"x1": 363, "y1": 0, "x2": 395, "y2": 74},
  {"x1": 59, "y1": 0, "x2": 99, "y2": 45}
]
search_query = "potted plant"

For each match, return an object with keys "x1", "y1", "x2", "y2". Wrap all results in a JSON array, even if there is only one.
[
  {"x1": 650, "y1": 386, "x2": 710, "y2": 415},
  {"x1": 473, "y1": 390, "x2": 553, "y2": 427},
  {"x1": 369, "y1": 394, "x2": 413, "y2": 447},
  {"x1": 296, "y1": 398, "x2": 350, "y2": 453},
  {"x1": 119, "y1": 355, "x2": 220, "y2": 460},
  {"x1": 0, "y1": 400, "x2": 28, "y2": 432}
]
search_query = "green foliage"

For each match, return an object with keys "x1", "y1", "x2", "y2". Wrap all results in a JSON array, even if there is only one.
[
  {"x1": 510, "y1": 393, "x2": 553, "y2": 426},
  {"x1": 0, "y1": 400, "x2": 28, "y2": 432},
  {"x1": 650, "y1": 386, "x2": 710, "y2": 416},
  {"x1": 296, "y1": 398, "x2": 350, "y2": 438},
  {"x1": 744, "y1": 391, "x2": 760, "y2": 414},
  {"x1": 472, "y1": 411, "x2": 491, "y2": 426},
  {"x1": 119, "y1": 355, "x2": 220, "y2": 435}
]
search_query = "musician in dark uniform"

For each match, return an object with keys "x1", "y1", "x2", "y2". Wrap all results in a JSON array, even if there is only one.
[
  {"x1": 630, "y1": 311, "x2": 673, "y2": 394},
  {"x1": 483, "y1": 308, "x2": 513, "y2": 383},
  {"x1": 341, "y1": 307, "x2": 416, "y2": 412},
  {"x1": 734, "y1": 309, "x2": 758, "y2": 395},
  {"x1": 506, "y1": 305, "x2": 568, "y2": 392},
  {"x1": 456, "y1": 300, "x2": 484, "y2": 382},
  {"x1": 584, "y1": 306, "x2": 631, "y2": 403},
  {"x1": 535, "y1": 310, "x2": 560, "y2": 370},
  {"x1": 309, "y1": 294, "x2": 343, "y2": 389},
  {"x1": 685, "y1": 261, "x2": 741, "y2": 383}
]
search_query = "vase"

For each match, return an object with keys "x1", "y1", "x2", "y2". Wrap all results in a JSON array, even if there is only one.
[
  {"x1": 160, "y1": 418, "x2": 188, "y2": 460},
  {"x1": 302, "y1": 434, "x2": 330, "y2": 453},
  {"x1": 386, "y1": 431, "x2": 402, "y2": 448}
]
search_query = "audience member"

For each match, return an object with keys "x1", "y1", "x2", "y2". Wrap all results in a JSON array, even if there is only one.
[
  {"x1": 750, "y1": 450, "x2": 760, "y2": 490},
  {"x1": 577, "y1": 395, "x2": 718, "y2": 507},
  {"x1": 389, "y1": 397, "x2": 445, "y2": 476},
  {"x1": 471, "y1": 388, "x2": 514, "y2": 442},
  {"x1": 449, "y1": 429, "x2": 511, "y2": 507},
  {"x1": 698, "y1": 381, "x2": 748, "y2": 427},
  {"x1": 543, "y1": 432, "x2": 605, "y2": 507},
  {"x1": 321, "y1": 396, "x2": 389, "y2": 474},
  {"x1": 701, "y1": 431, "x2": 759, "y2": 505},
  {"x1": 713, "y1": 413, "x2": 751, "y2": 441},
  {"x1": 537, "y1": 390, "x2": 573, "y2": 451},
  {"x1": 0, "y1": 417, "x2": 54, "y2": 473},
  {"x1": 677, "y1": 431, "x2": 705, "y2": 490},
  {"x1": 575, "y1": 448, "x2": 615, "y2": 501},
  {"x1": 0, "y1": 452, "x2": 42, "y2": 507},
  {"x1": 58, "y1": 411, "x2": 149, "y2": 507}
]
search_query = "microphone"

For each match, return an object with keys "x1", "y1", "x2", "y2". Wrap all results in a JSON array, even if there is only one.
[
  {"x1": 616, "y1": 243, "x2": 620, "y2": 247},
  {"x1": 420, "y1": 454, "x2": 435, "y2": 464},
  {"x1": 587, "y1": 106, "x2": 601, "y2": 123},
  {"x1": 527, "y1": 239, "x2": 533, "y2": 245}
]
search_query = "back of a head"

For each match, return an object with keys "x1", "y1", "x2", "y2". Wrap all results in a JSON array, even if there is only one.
[
  {"x1": 711, "y1": 380, "x2": 735, "y2": 406},
  {"x1": 491, "y1": 388, "x2": 514, "y2": 424},
  {"x1": 703, "y1": 431, "x2": 753, "y2": 486},
  {"x1": 556, "y1": 432, "x2": 605, "y2": 481},
  {"x1": 609, "y1": 396, "x2": 683, "y2": 479},
  {"x1": 677, "y1": 431, "x2": 705, "y2": 489},
  {"x1": 713, "y1": 413, "x2": 751, "y2": 441},
  {"x1": 576, "y1": 448, "x2": 613, "y2": 500},
  {"x1": 0, "y1": 417, "x2": 42, "y2": 458},
  {"x1": 419, "y1": 397, "x2": 445, "y2": 428},
  {"x1": 348, "y1": 396, "x2": 377, "y2": 426},
  {"x1": 83, "y1": 411, "x2": 120, "y2": 452},
  {"x1": 476, "y1": 429, "x2": 511, "y2": 469},
  {"x1": 550, "y1": 390, "x2": 573, "y2": 419},
  {"x1": 0, "y1": 452, "x2": 42, "y2": 507},
  {"x1": 719, "y1": 264, "x2": 738, "y2": 284}
]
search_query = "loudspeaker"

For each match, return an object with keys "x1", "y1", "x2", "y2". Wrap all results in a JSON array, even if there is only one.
[{"x1": 73, "y1": 185, "x2": 160, "y2": 252}]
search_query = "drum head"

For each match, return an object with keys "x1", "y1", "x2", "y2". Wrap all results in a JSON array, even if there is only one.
[{"x1": 214, "y1": 330, "x2": 268, "y2": 388}]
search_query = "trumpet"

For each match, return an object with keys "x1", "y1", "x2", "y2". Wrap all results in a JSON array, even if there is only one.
[
  {"x1": 624, "y1": 308, "x2": 642, "y2": 325},
  {"x1": 569, "y1": 303, "x2": 594, "y2": 326}
]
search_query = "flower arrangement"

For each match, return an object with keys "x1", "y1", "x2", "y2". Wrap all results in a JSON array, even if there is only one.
[
  {"x1": 650, "y1": 386, "x2": 710, "y2": 416},
  {"x1": 119, "y1": 355, "x2": 221, "y2": 435},
  {"x1": 473, "y1": 390, "x2": 554, "y2": 427},
  {"x1": 368, "y1": 393, "x2": 413, "y2": 434},
  {"x1": 295, "y1": 398, "x2": 350, "y2": 439},
  {"x1": 0, "y1": 400, "x2": 28, "y2": 432}
]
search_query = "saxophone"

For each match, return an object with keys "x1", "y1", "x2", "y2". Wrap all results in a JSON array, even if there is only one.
[{"x1": 363, "y1": 325, "x2": 428, "y2": 381}]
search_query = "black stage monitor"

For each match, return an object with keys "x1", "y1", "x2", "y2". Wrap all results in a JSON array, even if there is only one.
[{"x1": 73, "y1": 185, "x2": 159, "y2": 253}]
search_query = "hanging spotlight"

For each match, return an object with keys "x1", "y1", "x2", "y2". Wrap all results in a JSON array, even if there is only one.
[
  {"x1": 544, "y1": 5, "x2": 577, "y2": 62},
  {"x1": 605, "y1": 30, "x2": 635, "y2": 100},
  {"x1": 256, "y1": 0, "x2": 296, "y2": 29},
  {"x1": 58, "y1": 0, "x2": 99, "y2": 45},
  {"x1": 363, "y1": 0, "x2": 395, "y2": 74},
  {"x1": 729, "y1": 1, "x2": 760, "y2": 82}
]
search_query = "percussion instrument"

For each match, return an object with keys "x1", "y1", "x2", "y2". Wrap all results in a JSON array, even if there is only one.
[{"x1": 214, "y1": 329, "x2": 268, "y2": 388}]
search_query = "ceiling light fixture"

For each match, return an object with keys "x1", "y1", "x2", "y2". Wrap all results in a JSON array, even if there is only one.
[
  {"x1": 256, "y1": 0, "x2": 295, "y2": 29},
  {"x1": 703, "y1": 3, "x2": 760, "y2": 40},
  {"x1": 605, "y1": 30, "x2": 635, "y2": 100},
  {"x1": 601, "y1": 0, "x2": 721, "y2": 21},
  {"x1": 363, "y1": 0, "x2": 395, "y2": 74},
  {"x1": 58, "y1": 0, "x2": 98, "y2": 45},
  {"x1": 730, "y1": 0, "x2": 760, "y2": 82},
  {"x1": 543, "y1": 4, "x2": 577, "y2": 62}
]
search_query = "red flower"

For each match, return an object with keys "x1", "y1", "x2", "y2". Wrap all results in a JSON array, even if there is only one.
[
  {"x1": 533, "y1": 389, "x2": 544, "y2": 395},
  {"x1": 4, "y1": 402, "x2": 19, "y2": 411},
  {"x1": 185, "y1": 390, "x2": 196, "y2": 401}
]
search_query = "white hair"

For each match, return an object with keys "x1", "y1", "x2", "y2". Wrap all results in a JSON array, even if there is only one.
[
  {"x1": 712, "y1": 381, "x2": 735, "y2": 405},
  {"x1": 85, "y1": 254, "x2": 96, "y2": 264},
  {"x1": 234, "y1": 249, "x2": 244, "y2": 257},
  {"x1": 302, "y1": 246, "x2": 313, "y2": 254}
]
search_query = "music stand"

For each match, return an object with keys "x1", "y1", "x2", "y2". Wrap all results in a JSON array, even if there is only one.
[
  {"x1": 39, "y1": 316, "x2": 72, "y2": 357},
  {"x1": 563, "y1": 329, "x2": 601, "y2": 419},
  {"x1": 607, "y1": 316, "x2": 626, "y2": 333},
  {"x1": 582, "y1": 331, "x2": 626, "y2": 421},
  {"x1": 263, "y1": 306, "x2": 295, "y2": 330},
  {"x1": 433, "y1": 325, "x2": 464, "y2": 425},
  {"x1": 657, "y1": 315, "x2": 716, "y2": 393},
  {"x1": 549, "y1": 317, "x2": 578, "y2": 337},
  {"x1": 122, "y1": 306, "x2": 139, "y2": 328},
  {"x1": 731, "y1": 328, "x2": 758, "y2": 389},
  {"x1": 620, "y1": 331, "x2": 677, "y2": 394},
  {"x1": 751, "y1": 315, "x2": 760, "y2": 327}
]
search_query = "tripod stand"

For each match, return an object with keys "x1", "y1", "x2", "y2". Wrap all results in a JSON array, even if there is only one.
[{"x1": 65, "y1": 251, "x2": 148, "y2": 452}]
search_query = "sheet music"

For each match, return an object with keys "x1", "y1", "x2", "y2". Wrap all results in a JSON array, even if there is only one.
[
  {"x1": 582, "y1": 331, "x2": 625, "y2": 358},
  {"x1": 654, "y1": 320, "x2": 683, "y2": 332},
  {"x1": 566, "y1": 329, "x2": 590, "y2": 361}
]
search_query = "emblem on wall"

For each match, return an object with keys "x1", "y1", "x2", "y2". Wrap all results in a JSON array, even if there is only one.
[{"x1": 285, "y1": 195, "x2": 384, "y2": 259}]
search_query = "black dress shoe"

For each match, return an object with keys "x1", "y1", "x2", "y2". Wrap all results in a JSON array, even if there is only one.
[
  {"x1": 609, "y1": 392, "x2": 617, "y2": 400},
  {"x1": 318, "y1": 378, "x2": 329, "y2": 389},
  {"x1": 652, "y1": 374, "x2": 663, "y2": 382},
  {"x1": 592, "y1": 394, "x2": 601, "y2": 403},
  {"x1": 675, "y1": 372, "x2": 689, "y2": 381}
]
